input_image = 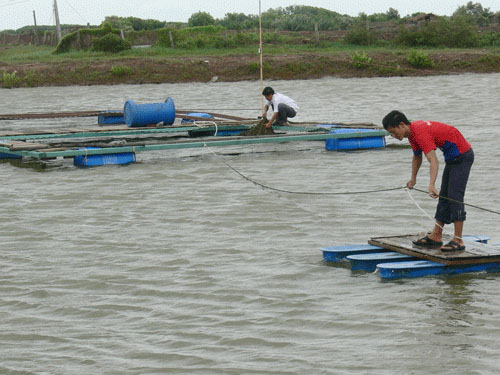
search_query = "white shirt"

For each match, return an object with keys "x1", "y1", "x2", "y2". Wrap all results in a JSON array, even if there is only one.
[{"x1": 266, "y1": 92, "x2": 299, "y2": 113}]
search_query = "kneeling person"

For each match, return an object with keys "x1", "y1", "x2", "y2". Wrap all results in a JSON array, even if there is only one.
[{"x1": 262, "y1": 86, "x2": 299, "y2": 128}]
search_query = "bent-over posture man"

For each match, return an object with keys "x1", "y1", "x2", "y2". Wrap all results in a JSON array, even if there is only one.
[
  {"x1": 382, "y1": 110, "x2": 474, "y2": 252},
  {"x1": 262, "y1": 87, "x2": 299, "y2": 128}
]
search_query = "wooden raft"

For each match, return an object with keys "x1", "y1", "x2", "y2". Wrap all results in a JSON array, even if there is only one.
[{"x1": 369, "y1": 234, "x2": 500, "y2": 266}]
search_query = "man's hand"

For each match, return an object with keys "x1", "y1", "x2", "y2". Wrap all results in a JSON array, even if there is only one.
[
  {"x1": 429, "y1": 184, "x2": 439, "y2": 199},
  {"x1": 406, "y1": 180, "x2": 416, "y2": 189}
]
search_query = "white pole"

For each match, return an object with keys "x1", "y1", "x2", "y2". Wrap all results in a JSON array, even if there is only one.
[
  {"x1": 259, "y1": 0, "x2": 264, "y2": 112},
  {"x1": 53, "y1": 0, "x2": 62, "y2": 43}
]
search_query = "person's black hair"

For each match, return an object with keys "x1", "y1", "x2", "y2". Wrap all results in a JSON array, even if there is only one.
[
  {"x1": 382, "y1": 110, "x2": 410, "y2": 130},
  {"x1": 262, "y1": 86, "x2": 274, "y2": 96}
]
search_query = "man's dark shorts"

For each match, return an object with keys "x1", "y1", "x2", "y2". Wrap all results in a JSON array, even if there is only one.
[
  {"x1": 276, "y1": 103, "x2": 296, "y2": 124},
  {"x1": 435, "y1": 148, "x2": 474, "y2": 224}
]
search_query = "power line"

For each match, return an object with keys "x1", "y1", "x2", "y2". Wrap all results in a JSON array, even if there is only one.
[
  {"x1": 60, "y1": 0, "x2": 88, "y2": 24},
  {"x1": 0, "y1": 0, "x2": 30, "y2": 9}
]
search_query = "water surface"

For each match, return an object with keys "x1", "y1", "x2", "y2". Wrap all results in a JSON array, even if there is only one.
[{"x1": 1, "y1": 74, "x2": 500, "y2": 374}]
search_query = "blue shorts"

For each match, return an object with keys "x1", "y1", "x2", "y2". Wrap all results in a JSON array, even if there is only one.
[{"x1": 435, "y1": 149, "x2": 474, "y2": 224}]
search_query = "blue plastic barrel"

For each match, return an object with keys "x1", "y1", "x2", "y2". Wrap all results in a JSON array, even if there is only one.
[
  {"x1": 124, "y1": 97, "x2": 175, "y2": 127},
  {"x1": 98, "y1": 110, "x2": 125, "y2": 125},
  {"x1": 325, "y1": 128, "x2": 386, "y2": 151},
  {"x1": 181, "y1": 112, "x2": 215, "y2": 124},
  {"x1": 0, "y1": 152, "x2": 22, "y2": 159},
  {"x1": 74, "y1": 147, "x2": 136, "y2": 167}
]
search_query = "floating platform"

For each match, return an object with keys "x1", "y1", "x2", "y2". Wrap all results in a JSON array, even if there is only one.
[
  {"x1": 0, "y1": 119, "x2": 387, "y2": 168},
  {"x1": 322, "y1": 234, "x2": 500, "y2": 279},
  {"x1": 368, "y1": 234, "x2": 500, "y2": 266}
]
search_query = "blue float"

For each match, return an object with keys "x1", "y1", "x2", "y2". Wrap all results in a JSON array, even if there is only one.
[
  {"x1": 377, "y1": 260, "x2": 500, "y2": 279},
  {"x1": 321, "y1": 244, "x2": 384, "y2": 262},
  {"x1": 322, "y1": 235, "x2": 497, "y2": 279},
  {"x1": 325, "y1": 128, "x2": 386, "y2": 151},
  {"x1": 181, "y1": 112, "x2": 215, "y2": 123},
  {"x1": 98, "y1": 110, "x2": 125, "y2": 125},
  {"x1": 74, "y1": 147, "x2": 136, "y2": 167},
  {"x1": 0, "y1": 152, "x2": 22, "y2": 159},
  {"x1": 124, "y1": 97, "x2": 175, "y2": 127},
  {"x1": 347, "y1": 252, "x2": 416, "y2": 272}
]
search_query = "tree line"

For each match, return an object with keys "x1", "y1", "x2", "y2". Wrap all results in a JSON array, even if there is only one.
[
  {"x1": 99, "y1": 2, "x2": 500, "y2": 32},
  {"x1": 3, "y1": 2, "x2": 500, "y2": 49}
]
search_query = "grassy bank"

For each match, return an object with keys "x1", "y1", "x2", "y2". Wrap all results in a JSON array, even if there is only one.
[{"x1": 1, "y1": 44, "x2": 500, "y2": 88}]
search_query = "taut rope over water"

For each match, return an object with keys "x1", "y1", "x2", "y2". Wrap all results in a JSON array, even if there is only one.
[
  {"x1": 202, "y1": 143, "x2": 500, "y2": 216},
  {"x1": 203, "y1": 143, "x2": 403, "y2": 195}
]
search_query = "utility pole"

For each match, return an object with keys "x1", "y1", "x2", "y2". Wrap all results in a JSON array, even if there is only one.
[
  {"x1": 33, "y1": 10, "x2": 40, "y2": 46},
  {"x1": 53, "y1": 0, "x2": 62, "y2": 43}
]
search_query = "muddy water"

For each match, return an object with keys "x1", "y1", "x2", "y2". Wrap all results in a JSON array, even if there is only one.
[{"x1": 1, "y1": 74, "x2": 500, "y2": 374}]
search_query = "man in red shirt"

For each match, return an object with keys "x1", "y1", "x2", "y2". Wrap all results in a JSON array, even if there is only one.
[{"x1": 382, "y1": 110, "x2": 474, "y2": 252}]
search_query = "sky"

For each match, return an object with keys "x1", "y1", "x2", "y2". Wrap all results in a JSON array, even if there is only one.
[{"x1": 1, "y1": 0, "x2": 500, "y2": 31}]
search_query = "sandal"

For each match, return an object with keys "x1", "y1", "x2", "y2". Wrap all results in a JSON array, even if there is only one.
[
  {"x1": 441, "y1": 240, "x2": 465, "y2": 252},
  {"x1": 412, "y1": 235, "x2": 443, "y2": 247}
]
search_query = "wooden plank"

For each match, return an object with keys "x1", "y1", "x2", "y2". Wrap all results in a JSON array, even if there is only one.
[
  {"x1": 8, "y1": 141, "x2": 51, "y2": 151},
  {"x1": 0, "y1": 124, "x2": 255, "y2": 141},
  {"x1": 369, "y1": 234, "x2": 500, "y2": 266},
  {"x1": 0, "y1": 110, "x2": 112, "y2": 120}
]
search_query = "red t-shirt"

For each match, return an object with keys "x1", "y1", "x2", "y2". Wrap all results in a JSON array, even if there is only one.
[{"x1": 409, "y1": 120, "x2": 471, "y2": 162}]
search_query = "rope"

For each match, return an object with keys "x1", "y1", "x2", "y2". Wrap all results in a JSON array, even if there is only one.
[
  {"x1": 203, "y1": 142, "x2": 402, "y2": 195},
  {"x1": 405, "y1": 187, "x2": 453, "y2": 236},
  {"x1": 202, "y1": 142, "x2": 500, "y2": 215},
  {"x1": 412, "y1": 187, "x2": 500, "y2": 216},
  {"x1": 404, "y1": 188, "x2": 487, "y2": 245},
  {"x1": 193, "y1": 121, "x2": 218, "y2": 136}
]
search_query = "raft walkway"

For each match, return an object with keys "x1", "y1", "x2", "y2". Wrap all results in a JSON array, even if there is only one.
[{"x1": 0, "y1": 110, "x2": 386, "y2": 163}]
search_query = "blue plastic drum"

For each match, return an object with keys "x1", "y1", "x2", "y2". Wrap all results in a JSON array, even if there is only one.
[
  {"x1": 181, "y1": 112, "x2": 215, "y2": 124},
  {"x1": 124, "y1": 97, "x2": 176, "y2": 127}
]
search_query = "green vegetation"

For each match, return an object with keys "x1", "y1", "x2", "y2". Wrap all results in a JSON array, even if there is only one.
[
  {"x1": 0, "y1": 2, "x2": 499, "y2": 87},
  {"x1": 407, "y1": 50, "x2": 435, "y2": 68},
  {"x1": 92, "y1": 33, "x2": 131, "y2": 52},
  {"x1": 111, "y1": 64, "x2": 133, "y2": 77},
  {"x1": 54, "y1": 22, "x2": 122, "y2": 53},
  {"x1": 2, "y1": 70, "x2": 22, "y2": 88},
  {"x1": 188, "y1": 12, "x2": 216, "y2": 27},
  {"x1": 344, "y1": 25, "x2": 376, "y2": 46},
  {"x1": 350, "y1": 52, "x2": 374, "y2": 68}
]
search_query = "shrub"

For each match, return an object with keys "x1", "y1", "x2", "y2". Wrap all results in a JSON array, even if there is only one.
[
  {"x1": 156, "y1": 26, "x2": 259, "y2": 49},
  {"x1": 344, "y1": 25, "x2": 376, "y2": 45},
  {"x1": 92, "y1": 33, "x2": 131, "y2": 53},
  {"x1": 2, "y1": 70, "x2": 22, "y2": 88},
  {"x1": 111, "y1": 65, "x2": 133, "y2": 76},
  {"x1": 350, "y1": 51, "x2": 373, "y2": 69},
  {"x1": 407, "y1": 50, "x2": 435, "y2": 69},
  {"x1": 480, "y1": 32, "x2": 500, "y2": 46},
  {"x1": 23, "y1": 70, "x2": 42, "y2": 87},
  {"x1": 188, "y1": 11, "x2": 215, "y2": 27},
  {"x1": 395, "y1": 16, "x2": 480, "y2": 48},
  {"x1": 54, "y1": 23, "x2": 124, "y2": 54}
]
